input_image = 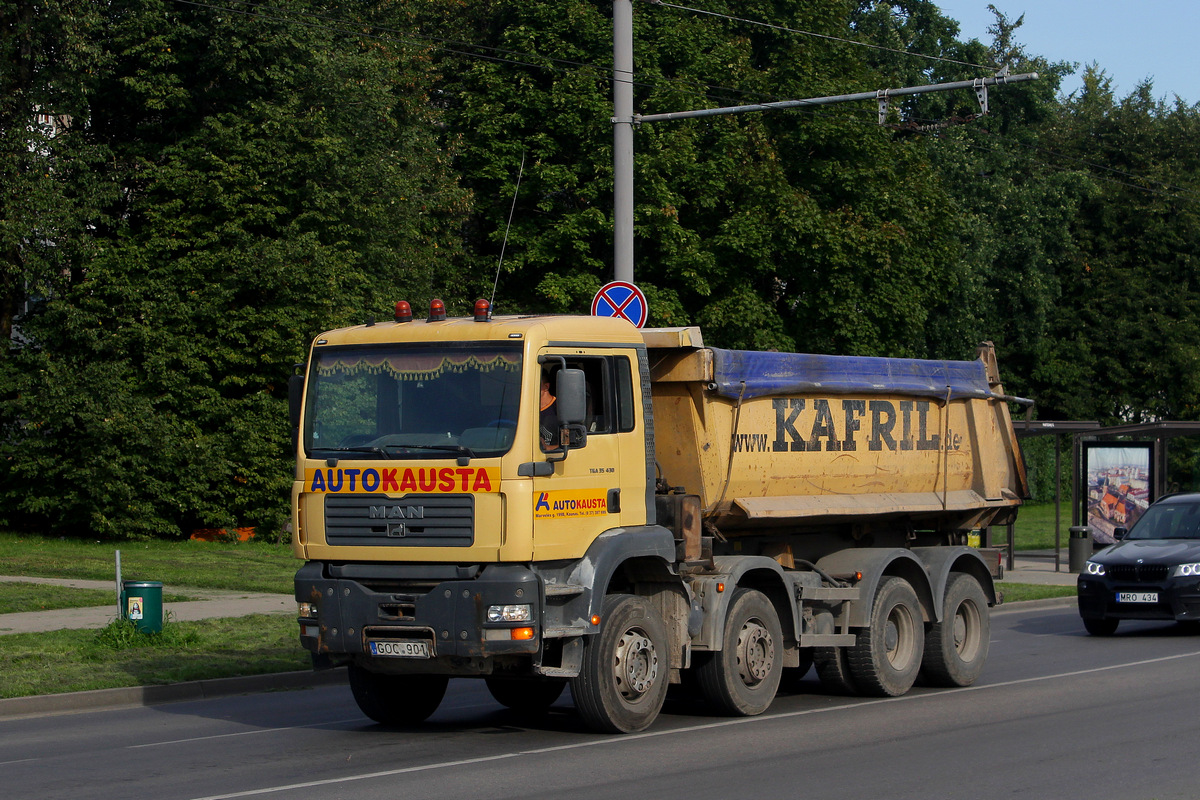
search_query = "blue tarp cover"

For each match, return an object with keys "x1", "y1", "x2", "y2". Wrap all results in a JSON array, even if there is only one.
[{"x1": 708, "y1": 348, "x2": 996, "y2": 401}]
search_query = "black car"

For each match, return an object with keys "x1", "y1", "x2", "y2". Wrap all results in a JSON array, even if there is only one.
[{"x1": 1077, "y1": 492, "x2": 1200, "y2": 635}]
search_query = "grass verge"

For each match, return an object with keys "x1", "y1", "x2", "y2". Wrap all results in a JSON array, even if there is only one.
[
  {"x1": 1009, "y1": 502, "x2": 1076, "y2": 550},
  {"x1": 0, "y1": 583, "x2": 194, "y2": 614},
  {"x1": 997, "y1": 583, "x2": 1076, "y2": 603},
  {"x1": 0, "y1": 614, "x2": 309, "y2": 699},
  {"x1": 0, "y1": 532, "x2": 296, "y2": 593}
]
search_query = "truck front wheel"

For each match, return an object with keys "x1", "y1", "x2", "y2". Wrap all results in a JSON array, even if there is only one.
[
  {"x1": 920, "y1": 573, "x2": 990, "y2": 687},
  {"x1": 485, "y1": 677, "x2": 566, "y2": 714},
  {"x1": 348, "y1": 664, "x2": 448, "y2": 725},
  {"x1": 848, "y1": 576, "x2": 925, "y2": 697},
  {"x1": 695, "y1": 589, "x2": 783, "y2": 716},
  {"x1": 571, "y1": 594, "x2": 669, "y2": 734}
]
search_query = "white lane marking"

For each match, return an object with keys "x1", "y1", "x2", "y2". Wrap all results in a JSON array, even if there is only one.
[{"x1": 185, "y1": 649, "x2": 1200, "y2": 800}]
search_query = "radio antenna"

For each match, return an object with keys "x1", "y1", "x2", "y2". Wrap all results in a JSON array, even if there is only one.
[{"x1": 490, "y1": 150, "x2": 525, "y2": 310}]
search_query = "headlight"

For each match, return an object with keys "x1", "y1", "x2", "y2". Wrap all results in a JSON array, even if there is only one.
[
  {"x1": 1171, "y1": 562, "x2": 1200, "y2": 577},
  {"x1": 298, "y1": 602, "x2": 319, "y2": 618},
  {"x1": 487, "y1": 604, "x2": 532, "y2": 623},
  {"x1": 1085, "y1": 561, "x2": 1106, "y2": 576}
]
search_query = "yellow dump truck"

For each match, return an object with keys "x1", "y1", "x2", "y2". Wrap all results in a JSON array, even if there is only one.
[{"x1": 290, "y1": 301, "x2": 1029, "y2": 733}]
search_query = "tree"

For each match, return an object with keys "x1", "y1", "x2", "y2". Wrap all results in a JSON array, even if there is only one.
[{"x1": 0, "y1": 0, "x2": 470, "y2": 538}]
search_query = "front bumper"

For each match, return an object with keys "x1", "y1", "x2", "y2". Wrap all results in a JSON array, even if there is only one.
[
  {"x1": 1077, "y1": 575, "x2": 1200, "y2": 622},
  {"x1": 295, "y1": 561, "x2": 542, "y2": 670}
]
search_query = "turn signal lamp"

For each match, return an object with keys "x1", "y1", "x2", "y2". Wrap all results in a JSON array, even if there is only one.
[
  {"x1": 511, "y1": 627, "x2": 535, "y2": 641},
  {"x1": 590, "y1": 614, "x2": 601, "y2": 626},
  {"x1": 394, "y1": 300, "x2": 413, "y2": 323},
  {"x1": 428, "y1": 298, "x2": 447, "y2": 321},
  {"x1": 716, "y1": 582, "x2": 725, "y2": 593},
  {"x1": 474, "y1": 298, "x2": 491, "y2": 322}
]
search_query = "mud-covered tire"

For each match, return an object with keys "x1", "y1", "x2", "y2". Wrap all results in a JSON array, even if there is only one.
[
  {"x1": 485, "y1": 677, "x2": 566, "y2": 713},
  {"x1": 348, "y1": 664, "x2": 448, "y2": 725},
  {"x1": 571, "y1": 594, "x2": 669, "y2": 733},
  {"x1": 920, "y1": 573, "x2": 990, "y2": 687},
  {"x1": 814, "y1": 646, "x2": 857, "y2": 695},
  {"x1": 1083, "y1": 616, "x2": 1119, "y2": 636},
  {"x1": 695, "y1": 589, "x2": 783, "y2": 716},
  {"x1": 848, "y1": 576, "x2": 925, "y2": 697}
]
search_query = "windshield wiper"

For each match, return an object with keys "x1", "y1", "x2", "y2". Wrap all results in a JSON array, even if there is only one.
[
  {"x1": 382, "y1": 443, "x2": 478, "y2": 461},
  {"x1": 313, "y1": 445, "x2": 394, "y2": 462}
]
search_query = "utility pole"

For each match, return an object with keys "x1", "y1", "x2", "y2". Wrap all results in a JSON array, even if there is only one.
[
  {"x1": 610, "y1": 1, "x2": 1037, "y2": 284},
  {"x1": 612, "y1": 0, "x2": 635, "y2": 284}
]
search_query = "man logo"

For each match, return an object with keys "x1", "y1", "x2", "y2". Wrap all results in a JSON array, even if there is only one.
[
  {"x1": 369, "y1": 505, "x2": 426, "y2": 520},
  {"x1": 386, "y1": 521, "x2": 406, "y2": 538}
]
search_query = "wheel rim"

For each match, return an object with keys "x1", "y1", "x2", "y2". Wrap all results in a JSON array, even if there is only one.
[
  {"x1": 736, "y1": 618, "x2": 776, "y2": 687},
  {"x1": 884, "y1": 603, "x2": 917, "y2": 669},
  {"x1": 952, "y1": 599, "x2": 981, "y2": 660},
  {"x1": 613, "y1": 627, "x2": 659, "y2": 700}
]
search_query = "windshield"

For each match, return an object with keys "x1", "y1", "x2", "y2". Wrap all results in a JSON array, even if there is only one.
[
  {"x1": 1126, "y1": 500, "x2": 1200, "y2": 540},
  {"x1": 304, "y1": 343, "x2": 522, "y2": 459}
]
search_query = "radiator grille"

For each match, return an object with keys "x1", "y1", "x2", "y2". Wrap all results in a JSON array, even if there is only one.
[
  {"x1": 1108, "y1": 564, "x2": 1170, "y2": 583},
  {"x1": 324, "y1": 494, "x2": 474, "y2": 547}
]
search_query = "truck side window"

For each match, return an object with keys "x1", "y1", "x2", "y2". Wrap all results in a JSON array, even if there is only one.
[
  {"x1": 542, "y1": 355, "x2": 636, "y2": 437},
  {"x1": 615, "y1": 356, "x2": 635, "y2": 432}
]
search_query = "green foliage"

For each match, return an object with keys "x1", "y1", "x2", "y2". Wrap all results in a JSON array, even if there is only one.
[
  {"x1": 93, "y1": 615, "x2": 200, "y2": 649},
  {"x1": 3, "y1": 1, "x2": 1200, "y2": 538},
  {"x1": 0, "y1": 1, "x2": 470, "y2": 538}
]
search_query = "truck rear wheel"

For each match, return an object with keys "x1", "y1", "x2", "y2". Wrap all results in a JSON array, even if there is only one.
[
  {"x1": 814, "y1": 646, "x2": 857, "y2": 695},
  {"x1": 695, "y1": 589, "x2": 783, "y2": 716},
  {"x1": 348, "y1": 664, "x2": 448, "y2": 725},
  {"x1": 779, "y1": 648, "x2": 815, "y2": 693},
  {"x1": 848, "y1": 576, "x2": 924, "y2": 697},
  {"x1": 571, "y1": 594, "x2": 669, "y2": 733},
  {"x1": 485, "y1": 677, "x2": 566, "y2": 713},
  {"x1": 920, "y1": 573, "x2": 990, "y2": 687}
]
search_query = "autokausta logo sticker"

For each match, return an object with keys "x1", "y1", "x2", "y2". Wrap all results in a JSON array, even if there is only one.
[{"x1": 534, "y1": 490, "x2": 609, "y2": 519}]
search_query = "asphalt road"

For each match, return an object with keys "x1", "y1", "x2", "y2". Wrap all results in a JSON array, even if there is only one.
[{"x1": 5, "y1": 602, "x2": 1199, "y2": 800}]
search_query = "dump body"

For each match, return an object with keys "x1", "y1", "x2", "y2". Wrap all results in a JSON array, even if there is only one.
[
  {"x1": 645, "y1": 327, "x2": 1029, "y2": 540},
  {"x1": 290, "y1": 310, "x2": 1030, "y2": 733}
]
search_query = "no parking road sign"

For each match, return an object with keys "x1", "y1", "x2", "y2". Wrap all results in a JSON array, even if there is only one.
[{"x1": 591, "y1": 281, "x2": 648, "y2": 328}]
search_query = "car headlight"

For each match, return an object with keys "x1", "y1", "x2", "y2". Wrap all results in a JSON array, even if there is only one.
[
  {"x1": 1084, "y1": 561, "x2": 1106, "y2": 576},
  {"x1": 487, "y1": 604, "x2": 532, "y2": 623},
  {"x1": 1171, "y1": 562, "x2": 1200, "y2": 578}
]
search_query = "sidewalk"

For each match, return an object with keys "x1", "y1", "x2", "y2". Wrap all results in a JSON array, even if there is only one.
[
  {"x1": 0, "y1": 575, "x2": 294, "y2": 636},
  {"x1": 998, "y1": 549, "x2": 1081, "y2": 587}
]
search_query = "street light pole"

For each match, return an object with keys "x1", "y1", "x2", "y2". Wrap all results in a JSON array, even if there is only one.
[{"x1": 612, "y1": 0, "x2": 635, "y2": 284}]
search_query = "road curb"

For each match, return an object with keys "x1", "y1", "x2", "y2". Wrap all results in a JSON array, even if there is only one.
[
  {"x1": 0, "y1": 668, "x2": 348, "y2": 720},
  {"x1": 991, "y1": 596, "x2": 1077, "y2": 615}
]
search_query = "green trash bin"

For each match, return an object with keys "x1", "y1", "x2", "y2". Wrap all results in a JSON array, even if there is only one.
[{"x1": 122, "y1": 580, "x2": 163, "y2": 634}]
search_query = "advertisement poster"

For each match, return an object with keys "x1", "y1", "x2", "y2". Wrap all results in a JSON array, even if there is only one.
[{"x1": 1082, "y1": 443, "x2": 1153, "y2": 545}]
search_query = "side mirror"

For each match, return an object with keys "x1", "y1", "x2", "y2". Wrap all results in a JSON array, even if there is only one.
[
  {"x1": 543, "y1": 368, "x2": 587, "y2": 461},
  {"x1": 1113, "y1": 527, "x2": 1128, "y2": 541},
  {"x1": 556, "y1": 369, "x2": 587, "y2": 425}
]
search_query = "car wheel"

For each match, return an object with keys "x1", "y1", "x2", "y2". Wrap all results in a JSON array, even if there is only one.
[{"x1": 1082, "y1": 617, "x2": 1119, "y2": 636}]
